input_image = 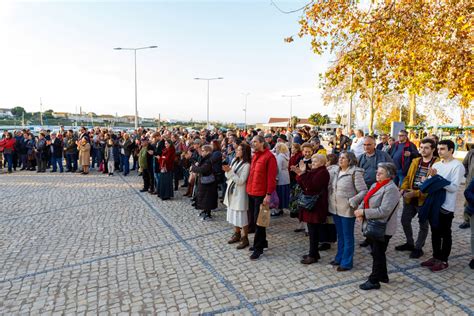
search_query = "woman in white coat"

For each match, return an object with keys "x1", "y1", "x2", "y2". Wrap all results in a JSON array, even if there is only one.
[{"x1": 223, "y1": 143, "x2": 252, "y2": 249}]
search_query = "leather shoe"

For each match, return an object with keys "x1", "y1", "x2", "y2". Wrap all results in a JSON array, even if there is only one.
[
  {"x1": 395, "y1": 243, "x2": 415, "y2": 252},
  {"x1": 329, "y1": 260, "x2": 340, "y2": 266},
  {"x1": 300, "y1": 257, "x2": 318, "y2": 265},
  {"x1": 359, "y1": 280, "x2": 381, "y2": 290},
  {"x1": 250, "y1": 250, "x2": 262, "y2": 260},
  {"x1": 139, "y1": 189, "x2": 147, "y2": 192},
  {"x1": 336, "y1": 266, "x2": 351, "y2": 272},
  {"x1": 359, "y1": 240, "x2": 370, "y2": 247},
  {"x1": 409, "y1": 249, "x2": 424, "y2": 259},
  {"x1": 318, "y1": 243, "x2": 331, "y2": 251}
]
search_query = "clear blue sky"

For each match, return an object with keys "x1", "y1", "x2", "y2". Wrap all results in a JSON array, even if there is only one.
[{"x1": 0, "y1": 0, "x2": 334, "y2": 123}]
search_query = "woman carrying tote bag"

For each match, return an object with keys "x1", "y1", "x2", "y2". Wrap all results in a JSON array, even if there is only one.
[{"x1": 355, "y1": 162, "x2": 401, "y2": 291}]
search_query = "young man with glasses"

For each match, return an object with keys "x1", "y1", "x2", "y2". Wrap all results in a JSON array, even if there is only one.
[
  {"x1": 396, "y1": 138, "x2": 439, "y2": 258},
  {"x1": 389, "y1": 130, "x2": 419, "y2": 186}
]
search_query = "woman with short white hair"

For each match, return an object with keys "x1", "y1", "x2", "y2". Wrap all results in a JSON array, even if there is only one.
[{"x1": 274, "y1": 142, "x2": 290, "y2": 216}]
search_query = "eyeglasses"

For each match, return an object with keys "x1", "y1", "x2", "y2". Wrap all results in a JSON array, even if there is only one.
[{"x1": 398, "y1": 134, "x2": 407, "y2": 137}]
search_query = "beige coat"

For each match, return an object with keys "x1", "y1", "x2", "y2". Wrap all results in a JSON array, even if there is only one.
[
  {"x1": 359, "y1": 181, "x2": 402, "y2": 236},
  {"x1": 329, "y1": 166, "x2": 367, "y2": 217},
  {"x1": 79, "y1": 143, "x2": 91, "y2": 166},
  {"x1": 224, "y1": 160, "x2": 250, "y2": 211}
]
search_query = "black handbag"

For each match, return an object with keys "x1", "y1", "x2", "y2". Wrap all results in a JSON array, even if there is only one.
[
  {"x1": 200, "y1": 174, "x2": 215, "y2": 184},
  {"x1": 297, "y1": 193, "x2": 319, "y2": 211},
  {"x1": 363, "y1": 200, "x2": 399, "y2": 242}
]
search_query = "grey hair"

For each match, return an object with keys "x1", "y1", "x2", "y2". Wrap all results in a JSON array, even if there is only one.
[
  {"x1": 377, "y1": 162, "x2": 397, "y2": 179},
  {"x1": 340, "y1": 151, "x2": 358, "y2": 167}
]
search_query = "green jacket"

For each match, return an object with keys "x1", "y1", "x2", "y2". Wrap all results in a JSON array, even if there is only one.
[{"x1": 139, "y1": 147, "x2": 148, "y2": 170}]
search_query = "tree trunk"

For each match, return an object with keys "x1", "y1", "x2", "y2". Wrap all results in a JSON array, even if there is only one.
[
  {"x1": 369, "y1": 98, "x2": 375, "y2": 135},
  {"x1": 408, "y1": 92, "x2": 416, "y2": 126}
]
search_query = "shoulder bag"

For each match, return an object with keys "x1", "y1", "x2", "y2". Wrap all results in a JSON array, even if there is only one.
[{"x1": 363, "y1": 198, "x2": 400, "y2": 242}]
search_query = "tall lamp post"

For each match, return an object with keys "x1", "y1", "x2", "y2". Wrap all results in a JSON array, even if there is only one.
[
  {"x1": 242, "y1": 92, "x2": 250, "y2": 130},
  {"x1": 194, "y1": 77, "x2": 224, "y2": 130},
  {"x1": 282, "y1": 94, "x2": 301, "y2": 127},
  {"x1": 114, "y1": 45, "x2": 157, "y2": 130}
]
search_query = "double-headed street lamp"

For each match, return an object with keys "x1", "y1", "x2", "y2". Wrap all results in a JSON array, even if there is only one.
[
  {"x1": 242, "y1": 92, "x2": 250, "y2": 130},
  {"x1": 282, "y1": 94, "x2": 301, "y2": 124},
  {"x1": 194, "y1": 77, "x2": 224, "y2": 130},
  {"x1": 114, "y1": 45, "x2": 157, "y2": 129}
]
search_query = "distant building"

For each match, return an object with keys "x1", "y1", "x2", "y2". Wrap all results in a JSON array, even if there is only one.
[
  {"x1": 259, "y1": 117, "x2": 313, "y2": 129},
  {"x1": 0, "y1": 108, "x2": 13, "y2": 118},
  {"x1": 52, "y1": 112, "x2": 69, "y2": 119}
]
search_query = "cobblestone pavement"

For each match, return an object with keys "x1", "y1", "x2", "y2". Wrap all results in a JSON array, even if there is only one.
[{"x1": 0, "y1": 170, "x2": 473, "y2": 315}]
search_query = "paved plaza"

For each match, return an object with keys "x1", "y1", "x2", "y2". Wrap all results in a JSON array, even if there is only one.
[{"x1": 0, "y1": 171, "x2": 473, "y2": 315}]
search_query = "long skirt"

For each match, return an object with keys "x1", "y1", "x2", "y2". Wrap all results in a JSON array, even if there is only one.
[
  {"x1": 227, "y1": 208, "x2": 248, "y2": 228},
  {"x1": 159, "y1": 171, "x2": 174, "y2": 200},
  {"x1": 276, "y1": 184, "x2": 290, "y2": 209}
]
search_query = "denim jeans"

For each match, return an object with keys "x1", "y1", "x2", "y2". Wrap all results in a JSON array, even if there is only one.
[
  {"x1": 121, "y1": 155, "x2": 130, "y2": 175},
  {"x1": 51, "y1": 156, "x2": 63, "y2": 172},
  {"x1": 394, "y1": 169, "x2": 405, "y2": 187},
  {"x1": 154, "y1": 172, "x2": 161, "y2": 194},
  {"x1": 333, "y1": 214, "x2": 356, "y2": 269},
  {"x1": 66, "y1": 153, "x2": 78, "y2": 171},
  {"x1": 3, "y1": 153, "x2": 13, "y2": 172}
]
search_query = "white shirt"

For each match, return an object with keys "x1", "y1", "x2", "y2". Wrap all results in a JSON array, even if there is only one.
[
  {"x1": 352, "y1": 137, "x2": 365, "y2": 158},
  {"x1": 432, "y1": 158, "x2": 464, "y2": 212}
]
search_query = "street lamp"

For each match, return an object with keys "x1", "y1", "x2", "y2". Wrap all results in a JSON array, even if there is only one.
[
  {"x1": 114, "y1": 45, "x2": 157, "y2": 129},
  {"x1": 242, "y1": 92, "x2": 250, "y2": 130},
  {"x1": 194, "y1": 77, "x2": 224, "y2": 130},
  {"x1": 282, "y1": 94, "x2": 301, "y2": 125}
]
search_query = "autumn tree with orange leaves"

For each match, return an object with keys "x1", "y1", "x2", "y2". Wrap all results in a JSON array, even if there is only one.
[{"x1": 287, "y1": 0, "x2": 472, "y2": 133}]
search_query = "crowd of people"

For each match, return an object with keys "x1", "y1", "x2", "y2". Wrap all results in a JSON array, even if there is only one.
[{"x1": 1, "y1": 125, "x2": 473, "y2": 291}]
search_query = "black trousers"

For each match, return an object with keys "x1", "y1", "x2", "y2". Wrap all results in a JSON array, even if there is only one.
[
  {"x1": 431, "y1": 210, "x2": 454, "y2": 262},
  {"x1": 142, "y1": 168, "x2": 151, "y2": 190},
  {"x1": 307, "y1": 223, "x2": 321, "y2": 259},
  {"x1": 148, "y1": 168, "x2": 155, "y2": 192},
  {"x1": 369, "y1": 235, "x2": 391, "y2": 283},
  {"x1": 249, "y1": 195, "x2": 266, "y2": 252}
]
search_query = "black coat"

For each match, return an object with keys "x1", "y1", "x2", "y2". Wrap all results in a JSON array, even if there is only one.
[
  {"x1": 51, "y1": 138, "x2": 64, "y2": 158},
  {"x1": 191, "y1": 154, "x2": 218, "y2": 211}
]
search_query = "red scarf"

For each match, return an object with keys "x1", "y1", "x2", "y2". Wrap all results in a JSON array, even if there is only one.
[{"x1": 363, "y1": 179, "x2": 391, "y2": 209}]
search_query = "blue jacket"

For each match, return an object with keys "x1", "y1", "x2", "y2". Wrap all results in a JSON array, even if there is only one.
[
  {"x1": 464, "y1": 177, "x2": 474, "y2": 216},
  {"x1": 419, "y1": 175, "x2": 451, "y2": 227}
]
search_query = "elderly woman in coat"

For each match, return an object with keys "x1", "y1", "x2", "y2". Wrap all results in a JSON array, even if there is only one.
[
  {"x1": 329, "y1": 151, "x2": 367, "y2": 271},
  {"x1": 293, "y1": 154, "x2": 330, "y2": 264},
  {"x1": 355, "y1": 162, "x2": 401, "y2": 290},
  {"x1": 274, "y1": 142, "x2": 291, "y2": 216},
  {"x1": 223, "y1": 143, "x2": 251, "y2": 249},
  {"x1": 78, "y1": 137, "x2": 91, "y2": 175},
  {"x1": 191, "y1": 145, "x2": 218, "y2": 221}
]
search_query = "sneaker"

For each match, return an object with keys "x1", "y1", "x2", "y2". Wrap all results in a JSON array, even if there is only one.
[
  {"x1": 430, "y1": 261, "x2": 449, "y2": 272},
  {"x1": 421, "y1": 257, "x2": 439, "y2": 267},
  {"x1": 395, "y1": 243, "x2": 415, "y2": 252},
  {"x1": 409, "y1": 249, "x2": 424, "y2": 259},
  {"x1": 459, "y1": 222, "x2": 470, "y2": 229},
  {"x1": 250, "y1": 250, "x2": 262, "y2": 260}
]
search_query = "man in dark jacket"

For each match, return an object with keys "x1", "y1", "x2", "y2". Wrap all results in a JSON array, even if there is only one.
[
  {"x1": 65, "y1": 130, "x2": 78, "y2": 172},
  {"x1": 358, "y1": 136, "x2": 393, "y2": 188},
  {"x1": 329, "y1": 128, "x2": 351, "y2": 155},
  {"x1": 463, "y1": 177, "x2": 474, "y2": 269},
  {"x1": 50, "y1": 132, "x2": 64, "y2": 172},
  {"x1": 389, "y1": 129, "x2": 419, "y2": 186}
]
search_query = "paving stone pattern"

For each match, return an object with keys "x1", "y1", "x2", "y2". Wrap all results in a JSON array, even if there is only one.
[{"x1": 0, "y1": 171, "x2": 473, "y2": 315}]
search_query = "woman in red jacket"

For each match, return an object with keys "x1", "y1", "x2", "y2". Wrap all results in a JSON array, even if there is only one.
[
  {"x1": 158, "y1": 140, "x2": 176, "y2": 200},
  {"x1": 0, "y1": 132, "x2": 16, "y2": 173},
  {"x1": 293, "y1": 154, "x2": 330, "y2": 264}
]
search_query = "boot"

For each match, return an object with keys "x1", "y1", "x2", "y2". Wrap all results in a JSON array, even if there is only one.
[
  {"x1": 228, "y1": 232, "x2": 241, "y2": 244},
  {"x1": 184, "y1": 184, "x2": 194, "y2": 197},
  {"x1": 236, "y1": 236, "x2": 249, "y2": 249}
]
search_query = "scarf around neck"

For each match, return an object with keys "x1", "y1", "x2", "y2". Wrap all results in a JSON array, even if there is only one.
[{"x1": 364, "y1": 179, "x2": 391, "y2": 209}]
